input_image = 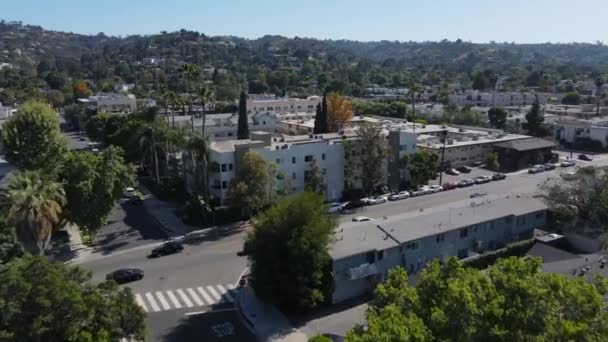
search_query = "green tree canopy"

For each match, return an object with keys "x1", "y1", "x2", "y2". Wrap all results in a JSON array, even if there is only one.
[
  {"x1": 0, "y1": 255, "x2": 146, "y2": 341},
  {"x1": 488, "y1": 107, "x2": 507, "y2": 129},
  {"x1": 60, "y1": 146, "x2": 134, "y2": 236},
  {"x1": 400, "y1": 150, "x2": 439, "y2": 188},
  {"x1": 524, "y1": 99, "x2": 545, "y2": 136},
  {"x1": 247, "y1": 192, "x2": 336, "y2": 311},
  {"x1": 561, "y1": 92, "x2": 581, "y2": 105},
  {"x1": 304, "y1": 158, "x2": 325, "y2": 195},
  {"x1": 227, "y1": 151, "x2": 270, "y2": 217},
  {"x1": 347, "y1": 257, "x2": 608, "y2": 342},
  {"x1": 0, "y1": 216, "x2": 23, "y2": 266},
  {"x1": 356, "y1": 122, "x2": 389, "y2": 195},
  {"x1": 485, "y1": 152, "x2": 500, "y2": 171},
  {"x1": 2, "y1": 100, "x2": 67, "y2": 171}
]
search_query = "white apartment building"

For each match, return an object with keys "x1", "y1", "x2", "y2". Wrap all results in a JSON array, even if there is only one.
[
  {"x1": 78, "y1": 93, "x2": 137, "y2": 113},
  {"x1": 449, "y1": 91, "x2": 560, "y2": 108},
  {"x1": 0, "y1": 102, "x2": 16, "y2": 119},
  {"x1": 247, "y1": 95, "x2": 321, "y2": 114},
  {"x1": 543, "y1": 117, "x2": 608, "y2": 148}
]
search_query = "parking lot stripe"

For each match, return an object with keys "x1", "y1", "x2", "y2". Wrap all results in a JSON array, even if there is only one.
[
  {"x1": 134, "y1": 294, "x2": 148, "y2": 312},
  {"x1": 166, "y1": 290, "x2": 182, "y2": 309},
  {"x1": 145, "y1": 292, "x2": 161, "y2": 312},
  {"x1": 216, "y1": 284, "x2": 234, "y2": 302},
  {"x1": 187, "y1": 288, "x2": 204, "y2": 306},
  {"x1": 155, "y1": 291, "x2": 171, "y2": 311},
  {"x1": 176, "y1": 289, "x2": 194, "y2": 307},
  {"x1": 207, "y1": 286, "x2": 222, "y2": 301},
  {"x1": 197, "y1": 286, "x2": 215, "y2": 305}
]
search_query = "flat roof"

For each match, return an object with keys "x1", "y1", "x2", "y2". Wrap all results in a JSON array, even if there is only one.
[
  {"x1": 330, "y1": 221, "x2": 399, "y2": 260},
  {"x1": 494, "y1": 138, "x2": 557, "y2": 151}
]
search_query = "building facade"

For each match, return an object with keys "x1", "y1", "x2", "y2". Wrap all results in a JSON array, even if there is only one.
[
  {"x1": 449, "y1": 91, "x2": 560, "y2": 108},
  {"x1": 247, "y1": 95, "x2": 321, "y2": 115},
  {"x1": 78, "y1": 93, "x2": 137, "y2": 113}
]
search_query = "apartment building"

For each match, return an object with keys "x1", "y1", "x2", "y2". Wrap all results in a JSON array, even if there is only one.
[
  {"x1": 449, "y1": 91, "x2": 560, "y2": 108},
  {"x1": 247, "y1": 95, "x2": 321, "y2": 114},
  {"x1": 330, "y1": 195, "x2": 547, "y2": 303},
  {"x1": 0, "y1": 102, "x2": 16, "y2": 119},
  {"x1": 543, "y1": 116, "x2": 608, "y2": 149},
  {"x1": 78, "y1": 93, "x2": 137, "y2": 113}
]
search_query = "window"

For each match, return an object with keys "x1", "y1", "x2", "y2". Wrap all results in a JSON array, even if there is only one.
[
  {"x1": 505, "y1": 217, "x2": 512, "y2": 224},
  {"x1": 490, "y1": 221, "x2": 495, "y2": 230},
  {"x1": 221, "y1": 164, "x2": 227, "y2": 172},
  {"x1": 405, "y1": 241, "x2": 420, "y2": 250},
  {"x1": 459, "y1": 228, "x2": 469, "y2": 238},
  {"x1": 221, "y1": 181, "x2": 227, "y2": 189},
  {"x1": 377, "y1": 250, "x2": 384, "y2": 261},
  {"x1": 304, "y1": 155, "x2": 313, "y2": 162},
  {"x1": 292, "y1": 157, "x2": 296, "y2": 164},
  {"x1": 322, "y1": 153, "x2": 326, "y2": 160},
  {"x1": 436, "y1": 233, "x2": 445, "y2": 243},
  {"x1": 275, "y1": 158, "x2": 281, "y2": 164},
  {"x1": 263, "y1": 121, "x2": 266, "y2": 125},
  {"x1": 366, "y1": 251, "x2": 376, "y2": 264},
  {"x1": 228, "y1": 164, "x2": 233, "y2": 171},
  {"x1": 322, "y1": 168, "x2": 327, "y2": 175},
  {"x1": 292, "y1": 172, "x2": 296, "y2": 180},
  {"x1": 535, "y1": 212, "x2": 544, "y2": 219}
]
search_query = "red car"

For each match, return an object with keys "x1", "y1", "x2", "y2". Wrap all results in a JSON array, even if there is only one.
[{"x1": 442, "y1": 182, "x2": 458, "y2": 190}]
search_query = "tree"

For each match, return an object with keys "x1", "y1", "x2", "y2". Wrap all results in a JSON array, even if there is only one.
[
  {"x1": 327, "y1": 93, "x2": 353, "y2": 132},
  {"x1": 180, "y1": 63, "x2": 200, "y2": 128},
  {"x1": 524, "y1": 98, "x2": 545, "y2": 136},
  {"x1": 0, "y1": 170, "x2": 65, "y2": 254},
  {"x1": 488, "y1": 107, "x2": 507, "y2": 129},
  {"x1": 347, "y1": 257, "x2": 608, "y2": 342},
  {"x1": 246, "y1": 192, "x2": 336, "y2": 311},
  {"x1": 44, "y1": 71, "x2": 67, "y2": 90},
  {"x1": 237, "y1": 91, "x2": 249, "y2": 139},
  {"x1": 45, "y1": 89, "x2": 65, "y2": 108},
  {"x1": 485, "y1": 152, "x2": 500, "y2": 171},
  {"x1": 63, "y1": 103, "x2": 86, "y2": 130},
  {"x1": 304, "y1": 158, "x2": 325, "y2": 195},
  {"x1": 313, "y1": 103, "x2": 325, "y2": 134},
  {"x1": 227, "y1": 151, "x2": 269, "y2": 217},
  {"x1": 356, "y1": 123, "x2": 389, "y2": 194},
  {"x1": 0, "y1": 255, "x2": 146, "y2": 341},
  {"x1": 2, "y1": 101, "x2": 67, "y2": 171},
  {"x1": 60, "y1": 147, "x2": 134, "y2": 236},
  {"x1": 185, "y1": 132, "x2": 210, "y2": 200},
  {"x1": 400, "y1": 150, "x2": 439, "y2": 188},
  {"x1": 0, "y1": 217, "x2": 23, "y2": 266},
  {"x1": 561, "y1": 92, "x2": 581, "y2": 105},
  {"x1": 197, "y1": 85, "x2": 215, "y2": 136},
  {"x1": 72, "y1": 79, "x2": 90, "y2": 99}
]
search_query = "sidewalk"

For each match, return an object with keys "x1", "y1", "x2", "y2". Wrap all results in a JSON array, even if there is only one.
[
  {"x1": 237, "y1": 286, "x2": 308, "y2": 342},
  {"x1": 139, "y1": 184, "x2": 196, "y2": 237}
]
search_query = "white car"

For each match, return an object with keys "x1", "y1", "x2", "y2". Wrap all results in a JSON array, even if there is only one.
[
  {"x1": 411, "y1": 186, "x2": 431, "y2": 197},
  {"x1": 123, "y1": 187, "x2": 136, "y2": 198},
  {"x1": 327, "y1": 202, "x2": 344, "y2": 214},
  {"x1": 368, "y1": 196, "x2": 388, "y2": 205},
  {"x1": 352, "y1": 216, "x2": 373, "y2": 222},
  {"x1": 428, "y1": 185, "x2": 443, "y2": 193},
  {"x1": 389, "y1": 191, "x2": 410, "y2": 201}
]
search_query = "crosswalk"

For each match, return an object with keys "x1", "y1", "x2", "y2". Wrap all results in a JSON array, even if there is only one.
[{"x1": 134, "y1": 284, "x2": 237, "y2": 313}]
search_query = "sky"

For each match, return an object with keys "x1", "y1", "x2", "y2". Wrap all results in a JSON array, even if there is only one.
[{"x1": 2, "y1": 0, "x2": 607, "y2": 43}]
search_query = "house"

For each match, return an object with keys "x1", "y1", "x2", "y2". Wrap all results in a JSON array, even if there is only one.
[
  {"x1": 247, "y1": 95, "x2": 321, "y2": 115},
  {"x1": 330, "y1": 195, "x2": 547, "y2": 303},
  {"x1": 493, "y1": 138, "x2": 557, "y2": 172},
  {"x1": 78, "y1": 93, "x2": 137, "y2": 113}
]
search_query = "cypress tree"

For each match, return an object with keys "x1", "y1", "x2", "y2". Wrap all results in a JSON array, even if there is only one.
[
  {"x1": 237, "y1": 91, "x2": 249, "y2": 140},
  {"x1": 316, "y1": 93, "x2": 329, "y2": 133},
  {"x1": 313, "y1": 103, "x2": 323, "y2": 134}
]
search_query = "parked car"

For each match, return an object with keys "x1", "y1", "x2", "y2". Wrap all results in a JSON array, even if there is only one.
[
  {"x1": 342, "y1": 200, "x2": 365, "y2": 211},
  {"x1": 368, "y1": 196, "x2": 388, "y2": 205},
  {"x1": 442, "y1": 182, "x2": 458, "y2": 190},
  {"x1": 123, "y1": 187, "x2": 136, "y2": 198},
  {"x1": 560, "y1": 160, "x2": 576, "y2": 167},
  {"x1": 106, "y1": 268, "x2": 144, "y2": 284},
  {"x1": 149, "y1": 241, "x2": 184, "y2": 258},
  {"x1": 411, "y1": 186, "x2": 431, "y2": 197},
  {"x1": 446, "y1": 168, "x2": 460, "y2": 176},
  {"x1": 470, "y1": 161, "x2": 484, "y2": 167},
  {"x1": 428, "y1": 185, "x2": 443, "y2": 193},
  {"x1": 327, "y1": 202, "x2": 344, "y2": 214},
  {"x1": 456, "y1": 166, "x2": 472, "y2": 173},
  {"x1": 578, "y1": 154, "x2": 593, "y2": 161},
  {"x1": 457, "y1": 179, "x2": 474, "y2": 187},
  {"x1": 352, "y1": 216, "x2": 372, "y2": 222},
  {"x1": 528, "y1": 165, "x2": 545, "y2": 174},
  {"x1": 543, "y1": 163, "x2": 557, "y2": 171},
  {"x1": 492, "y1": 173, "x2": 507, "y2": 181},
  {"x1": 470, "y1": 192, "x2": 488, "y2": 198},
  {"x1": 389, "y1": 191, "x2": 410, "y2": 201},
  {"x1": 473, "y1": 176, "x2": 492, "y2": 184}
]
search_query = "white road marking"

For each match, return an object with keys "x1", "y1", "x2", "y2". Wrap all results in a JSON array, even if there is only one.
[
  {"x1": 207, "y1": 286, "x2": 222, "y2": 301},
  {"x1": 166, "y1": 290, "x2": 182, "y2": 309},
  {"x1": 155, "y1": 291, "x2": 171, "y2": 311},
  {"x1": 216, "y1": 284, "x2": 234, "y2": 302},
  {"x1": 184, "y1": 308, "x2": 236, "y2": 316},
  {"x1": 145, "y1": 292, "x2": 161, "y2": 312},
  {"x1": 187, "y1": 288, "x2": 204, "y2": 306},
  {"x1": 135, "y1": 294, "x2": 148, "y2": 312},
  {"x1": 177, "y1": 288, "x2": 194, "y2": 307},
  {"x1": 197, "y1": 286, "x2": 215, "y2": 304}
]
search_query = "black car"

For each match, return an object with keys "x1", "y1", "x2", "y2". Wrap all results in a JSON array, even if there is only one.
[
  {"x1": 578, "y1": 154, "x2": 593, "y2": 161},
  {"x1": 149, "y1": 241, "x2": 184, "y2": 258},
  {"x1": 470, "y1": 161, "x2": 483, "y2": 167},
  {"x1": 106, "y1": 268, "x2": 144, "y2": 284},
  {"x1": 456, "y1": 166, "x2": 472, "y2": 173},
  {"x1": 543, "y1": 163, "x2": 556, "y2": 171},
  {"x1": 492, "y1": 173, "x2": 507, "y2": 181},
  {"x1": 342, "y1": 199, "x2": 365, "y2": 211}
]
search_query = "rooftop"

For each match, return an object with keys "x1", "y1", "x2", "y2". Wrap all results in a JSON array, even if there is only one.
[{"x1": 494, "y1": 137, "x2": 557, "y2": 152}]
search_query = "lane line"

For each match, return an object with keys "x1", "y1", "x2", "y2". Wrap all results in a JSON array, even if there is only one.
[
  {"x1": 197, "y1": 286, "x2": 215, "y2": 305},
  {"x1": 155, "y1": 291, "x2": 171, "y2": 311},
  {"x1": 176, "y1": 288, "x2": 194, "y2": 308},
  {"x1": 187, "y1": 288, "x2": 204, "y2": 306},
  {"x1": 145, "y1": 292, "x2": 161, "y2": 312},
  {"x1": 184, "y1": 308, "x2": 236, "y2": 316},
  {"x1": 134, "y1": 294, "x2": 148, "y2": 312},
  {"x1": 166, "y1": 290, "x2": 182, "y2": 309},
  {"x1": 207, "y1": 286, "x2": 222, "y2": 301},
  {"x1": 216, "y1": 284, "x2": 234, "y2": 302}
]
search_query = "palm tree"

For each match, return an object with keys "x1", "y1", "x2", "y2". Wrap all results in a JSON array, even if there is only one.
[
  {"x1": 0, "y1": 170, "x2": 65, "y2": 254},
  {"x1": 197, "y1": 85, "x2": 215, "y2": 137},
  {"x1": 186, "y1": 132, "x2": 210, "y2": 201},
  {"x1": 167, "y1": 91, "x2": 184, "y2": 128},
  {"x1": 180, "y1": 64, "x2": 200, "y2": 130},
  {"x1": 137, "y1": 119, "x2": 168, "y2": 184}
]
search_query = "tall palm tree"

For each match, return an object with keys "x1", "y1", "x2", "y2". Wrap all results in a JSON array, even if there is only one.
[
  {"x1": 137, "y1": 118, "x2": 168, "y2": 184},
  {"x1": 186, "y1": 132, "x2": 210, "y2": 201},
  {"x1": 167, "y1": 91, "x2": 184, "y2": 128},
  {"x1": 197, "y1": 85, "x2": 215, "y2": 137},
  {"x1": 180, "y1": 64, "x2": 200, "y2": 130},
  {"x1": 0, "y1": 170, "x2": 65, "y2": 255}
]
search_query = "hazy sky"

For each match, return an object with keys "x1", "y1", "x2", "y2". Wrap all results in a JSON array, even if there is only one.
[{"x1": 2, "y1": 0, "x2": 607, "y2": 43}]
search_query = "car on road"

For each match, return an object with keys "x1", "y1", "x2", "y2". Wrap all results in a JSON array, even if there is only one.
[
  {"x1": 327, "y1": 202, "x2": 344, "y2": 214},
  {"x1": 445, "y1": 168, "x2": 460, "y2": 176},
  {"x1": 473, "y1": 176, "x2": 492, "y2": 184},
  {"x1": 123, "y1": 187, "x2": 137, "y2": 198},
  {"x1": 342, "y1": 199, "x2": 365, "y2": 211},
  {"x1": 367, "y1": 196, "x2": 388, "y2": 205},
  {"x1": 492, "y1": 173, "x2": 507, "y2": 181},
  {"x1": 428, "y1": 185, "x2": 443, "y2": 193},
  {"x1": 411, "y1": 186, "x2": 431, "y2": 197},
  {"x1": 470, "y1": 192, "x2": 488, "y2": 198},
  {"x1": 456, "y1": 166, "x2": 472, "y2": 173},
  {"x1": 442, "y1": 182, "x2": 458, "y2": 190},
  {"x1": 149, "y1": 241, "x2": 184, "y2": 258},
  {"x1": 106, "y1": 268, "x2": 144, "y2": 284},
  {"x1": 352, "y1": 216, "x2": 372, "y2": 222},
  {"x1": 470, "y1": 161, "x2": 484, "y2": 167},
  {"x1": 528, "y1": 165, "x2": 545, "y2": 174},
  {"x1": 457, "y1": 179, "x2": 475, "y2": 187},
  {"x1": 543, "y1": 163, "x2": 557, "y2": 171},
  {"x1": 388, "y1": 191, "x2": 410, "y2": 201},
  {"x1": 560, "y1": 160, "x2": 576, "y2": 167},
  {"x1": 578, "y1": 154, "x2": 593, "y2": 161}
]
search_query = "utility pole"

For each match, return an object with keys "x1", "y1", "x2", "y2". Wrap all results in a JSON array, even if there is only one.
[{"x1": 438, "y1": 130, "x2": 447, "y2": 186}]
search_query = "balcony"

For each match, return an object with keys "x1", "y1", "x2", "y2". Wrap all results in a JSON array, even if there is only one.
[{"x1": 348, "y1": 263, "x2": 378, "y2": 280}]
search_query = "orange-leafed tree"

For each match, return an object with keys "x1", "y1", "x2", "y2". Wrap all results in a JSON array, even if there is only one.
[
  {"x1": 327, "y1": 93, "x2": 353, "y2": 132},
  {"x1": 72, "y1": 80, "x2": 90, "y2": 99}
]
